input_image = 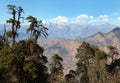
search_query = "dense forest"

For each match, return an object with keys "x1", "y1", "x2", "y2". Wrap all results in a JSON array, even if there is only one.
[{"x1": 0, "y1": 5, "x2": 120, "y2": 83}]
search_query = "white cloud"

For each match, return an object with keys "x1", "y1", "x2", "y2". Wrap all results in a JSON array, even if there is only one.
[
  {"x1": 75, "y1": 14, "x2": 89, "y2": 19},
  {"x1": 103, "y1": 18, "x2": 109, "y2": 23},
  {"x1": 42, "y1": 20, "x2": 47, "y2": 24},
  {"x1": 88, "y1": 19, "x2": 97, "y2": 24},
  {"x1": 47, "y1": 14, "x2": 120, "y2": 26},
  {"x1": 71, "y1": 14, "x2": 94, "y2": 25},
  {"x1": 117, "y1": 17, "x2": 120, "y2": 21},
  {"x1": 88, "y1": 15, "x2": 110, "y2": 25},
  {"x1": 89, "y1": 16, "x2": 94, "y2": 19},
  {"x1": 98, "y1": 15, "x2": 109, "y2": 19},
  {"x1": 116, "y1": 17, "x2": 120, "y2": 24},
  {"x1": 74, "y1": 14, "x2": 94, "y2": 20},
  {"x1": 48, "y1": 16, "x2": 68, "y2": 24},
  {"x1": 97, "y1": 15, "x2": 109, "y2": 23}
]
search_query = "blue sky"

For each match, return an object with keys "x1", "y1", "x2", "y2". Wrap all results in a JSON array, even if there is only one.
[{"x1": 0, "y1": 0, "x2": 120, "y2": 25}]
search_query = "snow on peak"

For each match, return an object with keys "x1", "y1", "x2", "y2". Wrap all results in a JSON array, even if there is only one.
[{"x1": 48, "y1": 16, "x2": 68, "y2": 24}]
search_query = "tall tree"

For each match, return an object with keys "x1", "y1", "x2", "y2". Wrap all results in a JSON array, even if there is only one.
[
  {"x1": 75, "y1": 42, "x2": 91, "y2": 83},
  {"x1": 49, "y1": 54, "x2": 64, "y2": 83},
  {"x1": 26, "y1": 16, "x2": 36, "y2": 39},
  {"x1": 26, "y1": 16, "x2": 48, "y2": 43},
  {"x1": 75, "y1": 42, "x2": 108, "y2": 83},
  {"x1": 6, "y1": 5, "x2": 24, "y2": 45}
]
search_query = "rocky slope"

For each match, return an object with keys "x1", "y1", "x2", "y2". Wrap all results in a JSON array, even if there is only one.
[
  {"x1": 37, "y1": 38, "x2": 80, "y2": 73},
  {"x1": 86, "y1": 27, "x2": 120, "y2": 52},
  {"x1": 37, "y1": 27, "x2": 120, "y2": 73}
]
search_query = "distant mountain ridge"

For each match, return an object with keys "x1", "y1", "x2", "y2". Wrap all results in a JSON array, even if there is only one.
[
  {"x1": 86, "y1": 27, "x2": 120, "y2": 52},
  {"x1": 0, "y1": 23, "x2": 117, "y2": 39},
  {"x1": 111, "y1": 27, "x2": 120, "y2": 40},
  {"x1": 45, "y1": 23, "x2": 117, "y2": 39}
]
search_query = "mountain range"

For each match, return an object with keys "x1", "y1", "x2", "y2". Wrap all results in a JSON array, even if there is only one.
[
  {"x1": 0, "y1": 23, "x2": 117, "y2": 39},
  {"x1": 37, "y1": 27, "x2": 120, "y2": 73},
  {"x1": 45, "y1": 22, "x2": 117, "y2": 39}
]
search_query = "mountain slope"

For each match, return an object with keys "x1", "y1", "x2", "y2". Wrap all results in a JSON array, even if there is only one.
[
  {"x1": 86, "y1": 27, "x2": 120, "y2": 52},
  {"x1": 38, "y1": 27, "x2": 120, "y2": 73},
  {"x1": 37, "y1": 38, "x2": 81, "y2": 73}
]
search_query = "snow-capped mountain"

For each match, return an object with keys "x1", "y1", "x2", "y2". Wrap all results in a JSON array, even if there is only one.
[
  {"x1": 0, "y1": 22, "x2": 118, "y2": 39},
  {"x1": 45, "y1": 22, "x2": 117, "y2": 39}
]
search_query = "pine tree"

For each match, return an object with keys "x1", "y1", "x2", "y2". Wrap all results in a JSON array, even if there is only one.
[{"x1": 49, "y1": 54, "x2": 64, "y2": 83}]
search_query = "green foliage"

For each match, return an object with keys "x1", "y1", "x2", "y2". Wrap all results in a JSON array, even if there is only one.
[
  {"x1": 23, "y1": 59, "x2": 49, "y2": 83},
  {"x1": 26, "y1": 16, "x2": 48, "y2": 42},
  {"x1": 95, "y1": 50, "x2": 108, "y2": 60},
  {"x1": 0, "y1": 4, "x2": 50, "y2": 83},
  {"x1": 5, "y1": 31, "x2": 13, "y2": 38},
  {"x1": 49, "y1": 54, "x2": 64, "y2": 83},
  {"x1": 106, "y1": 46, "x2": 120, "y2": 76},
  {"x1": 0, "y1": 39, "x2": 49, "y2": 83},
  {"x1": 0, "y1": 47, "x2": 13, "y2": 67},
  {"x1": 65, "y1": 70, "x2": 76, "y2": 83},
  {"x1": 107, "y1": 45, "x2": 119, "y2": 58},
  {"x1": 106, "y1": 59, "x2": 120, "y2": 74},
  {"x1": 76, "y1": 42, "x2": 95, "y2": 59},
  {"x1": 75, "y1": 42, "x2": 110, "y2": 83},
  {"x1": 6, "y1": 4, "x2": 24, "y2": 45},
  {"x1": 0, "y1": 36, "x2": 4, "y2": 50}
]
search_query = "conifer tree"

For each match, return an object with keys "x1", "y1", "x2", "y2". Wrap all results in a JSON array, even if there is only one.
[{"x1": 49, "y1": 54, "x2": 64, "y2": 83}]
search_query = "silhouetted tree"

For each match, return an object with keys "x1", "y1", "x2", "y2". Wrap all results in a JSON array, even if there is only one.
[
  {"x1": 6, "y1": 5, "x2": 24, "y2": 45},
  {"x1": 26, "y1": 16, "x2": 48, "y2": 43},
  {"x1": 49, "y1": 54, "x2": 64, "y2": 83}
]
